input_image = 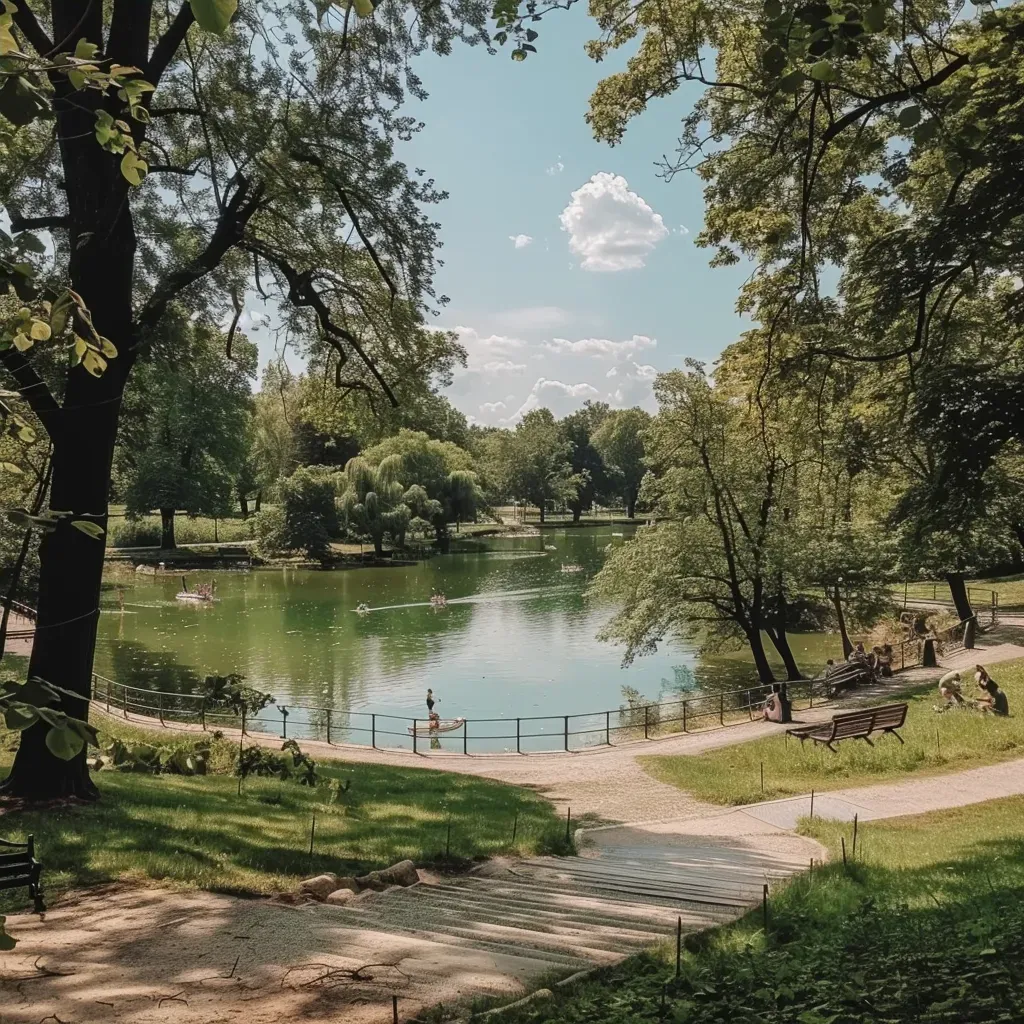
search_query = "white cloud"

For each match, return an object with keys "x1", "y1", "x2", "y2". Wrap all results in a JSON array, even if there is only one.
[
  {"x1": 546, "y1": 157, "x2": 564, "y2": 176},
  {"x1": 488, "y1": 306, "x2": 577, "y2": 333},
  {"x1": 482, "y1": 359, "x2": 527, "y2": 374},
  {"x1": 544, "y1": 334, "x2": 656, "y2": 360},
  {"x1": 480, "y1": 401, "x2": 507, "y2": 413},
  {"x1": 509, "y1": 233, "x2": 533, "y2": 249},
  {"x1": 677, "y1": 225, "x2": 690, "y2": 236},
  {"x1": 559, "y1": 172, "x2": 668, "y2": 272},
  {"x1": 606, "y1": 363, "x2": 659, "y2": 410},
  {"x1": 505, "y1": 377, "x2": 601, "y2": 422}
]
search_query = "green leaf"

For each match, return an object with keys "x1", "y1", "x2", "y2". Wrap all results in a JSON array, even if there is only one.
[
  {"x1": 352, "y1": 0, "x2": 374, "y2": 15},
  {"x1": 779, "y1": 70, "x2": 807, "y2": 93},
  {"x1": 189, "y1": 0, "x2": 237, "y2": 34},
  {"x1": 897, "y1": 104, "x2": 921, "y2": 128},
  {"x1": 863, "y1": 4, "x2": 886, "y2": 32},
  {"x1": 71, "y1": 519, "x2": 106, "y2": 539},
  {"x1": 120, "y1": 150, "x2": 148, "y2": 187},
  {"x1": 945, "y1": 153, "x2": 965, "y2": 176},
  {"x1": 0, "y1": 462, "x2": 23, "y2": 474},
  {"x1": 810, "y1": 60, "x2": 837, "y2": 82},
  {"x1": 74, "y1": 38, "x2": 99, "y2": 60},
  {"x1": 45, "y1": 723, "x2": 85, "y2": 760},
  {"x1": 763, "y1": 43, "x2": 787, "y2": 77},
  {"x1": 3, "y1": 704, "x2": 38, "y2": 731},
  {"x1": 913, "y1": 118, "x2": 940, "y2": 145},
  {"x1": 764, "y1": 0, "x2": 783, "y2": 18}
]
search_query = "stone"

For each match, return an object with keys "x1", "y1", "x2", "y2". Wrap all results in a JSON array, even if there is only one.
[
  {"x1": 299, "y1": 873, "x2": 340, "y2": 900},
  {"x1": 325, "y1": 888, "x2": 357, "y2": 905},
  {"x1": 377, "y1": 860, "x2": 420, "y2": 887},
  {"x1": 334, "y1": 875, "x2": 360, "y2": 893},
  {"x1": 354, "y1": 871, "x2": 386, "y2": 892}
]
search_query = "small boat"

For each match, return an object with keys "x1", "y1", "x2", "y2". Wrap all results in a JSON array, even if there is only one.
[
  {"x1": 560, "y1": 564, "x2": 584, "y2": 574},
  {"x1": 544, "y1": 544, "x2": 557, "y2": 551},
  {"x1": 430, "y1": 593, "x2": 447, "y2": 608},
  {"x1": 611, "y1": 532, "x2": 624, "y2": 537},
  {"x1": 408, "y1": 717, "x2": 466, "y2": 736},
  {"x1": 355, "y1": 603, "x2": 371, "y2": 615}
]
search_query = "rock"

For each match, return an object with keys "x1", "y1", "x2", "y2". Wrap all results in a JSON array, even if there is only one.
[
  {"x1": 334, "y1": 875, "x2": 360, "y2": 894},
  {"x1": 354, "y1": 871, "x2": 386, "y2": 892},
  {"x1": 377, "y1": 860, "x2": 420, "y2": 887},
  {"x1": 299, "y1": 873, "x2": 340, "y2": 900},
  {"x1": 325, "y1": 888, "x2": 357, "y2": 905}
]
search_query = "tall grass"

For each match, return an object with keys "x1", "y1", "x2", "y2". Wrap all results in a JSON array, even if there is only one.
[
  {"x1": 641, "y1": 661, "x2": 1024, "y2": 804},
  {"x1": 106, "y1": 515, "x2": 253, "y2": 548}
]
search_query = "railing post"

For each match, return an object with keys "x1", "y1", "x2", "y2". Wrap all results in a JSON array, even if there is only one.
[
  {"x1": 326, "y1": 710, "x2": 332, "y2": 744},
  {"x1": 605, "y1": 710, "x2": 610, "y2": 745},
  {"x1": 412, "y1": 719, "x2": 418, "y2": 754},
  {"x1": 200, "y1": 696, "x2": 207, "y2": 731},
  {"x1": 463, "y1": 720, "x2": 468, "y2": 755},
  {"x1": 720, "y1": 693, "x2": 725, "y2": 725},
  {"x1": 564, "y1": 715, "x2": 569, "y2": 752},
  {"x1": 516, "y1": 718, "x2": 521, "y2": 753},
  {"x1": 158, "y1": 694, "x2": 164, "y2": 726},
  {"x1": 370, "y1": 713, "x2": 374, "y2": 748},
  {"x1": 644, "y1": 704, "x2": 649, "y2": 739},
  {"x1": 683, "y1": 700, "x2": 687, "y2": 732},
  {"x1": 280, "y1": 706, "x2": 288, "y2": 739},
  {"x1": 122, "y1": 685, "x2": 128, "y2": 719},
  {"x1": 105, "y1": 679, "x2": 110, "y2": 713},
  {"x1": 241, "y1": 706, "x2": 247, "y2": 736}
]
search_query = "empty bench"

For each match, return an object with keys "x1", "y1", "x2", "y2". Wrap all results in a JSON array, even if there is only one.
[
  {"x1": 786, "y1": 703, "x2": 908, "y2": 752},
  {"x1": 0, "y1": 834, "x2": 44, "y2": 912}
]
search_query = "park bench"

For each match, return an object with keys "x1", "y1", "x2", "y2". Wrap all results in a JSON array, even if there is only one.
[
  {"x1": 786, "y1": 703, "x2": 908, "y2": 752},
  {"x1": 825, "y1": 660, "x2": 873, "y2": 696},
  {"x1": 0, "y1": 834, "x2": 45, "y2": 912}
]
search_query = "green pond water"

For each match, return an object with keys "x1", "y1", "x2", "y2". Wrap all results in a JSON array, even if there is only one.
[{"x1": 94, "y1": 527, "x2": 843, "y2": 751}]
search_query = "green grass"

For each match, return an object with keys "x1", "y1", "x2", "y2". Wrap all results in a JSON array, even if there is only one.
[
  {"x1": 479, "y1": 797, "x2": 1024, "y2": 1024},
  {"x1": 106, "y1": 512, "x2": 253, "y2": 548},
  {"x1": 640, "y1": 662, "x2": 1024, "y2": 805},
  {"x1": 0, "y1": 721, "x2": 568, "y2": 912}
]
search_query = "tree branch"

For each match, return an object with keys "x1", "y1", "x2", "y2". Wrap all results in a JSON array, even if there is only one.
[
  {"x1": 0, "y1": 348, "x2": 60, "y2": 427},
  {"x1": 820, "y1": 55, "x2": 969, "y2": 144},
  {"x1": 134, "y1": 174, "x2": 264, "y2": 334},
  {"x1": 148, "y1": 163, "x2": 201, "y2": 176},
  {"x1": 145, "y1": 3, "x2": 195, "y2": 86},
  {"x1": 12, "y1": 3, "x2": 54, "y2": 56},
  {"x1": 9, "y1": 214, "x2": 69, "y2": 232}
]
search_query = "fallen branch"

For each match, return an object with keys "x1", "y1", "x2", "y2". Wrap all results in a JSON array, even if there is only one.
[{"x1": 281, "y1": 959, "x2": 408, "y2": 990}]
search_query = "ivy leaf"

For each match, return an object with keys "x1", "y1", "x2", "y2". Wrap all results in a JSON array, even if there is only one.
[
  {"x1": 71, "y1": 519, "x2": 106, "y2": 539},
  {"x1": 189, "y1": 0, "x2": 237, "y2": 34},
  {"x1": 30, "y1": 319, "x2": 52, "y2": 341},
  {"x1": 4, "y1": 704, "x2": 38, "y2": 731},
  {"x1": 0, "y1": 462, "x2": 23, "y2": 474},
  {"x1": 45, "y1": 722, "x2": 85, "y2": 760},
  {"x1": 779, "y1": 70, "x2": 807, "y2": 93},
  {"x1": 863, "y1": 4, "x2": 887, "y2": 32},
  {"x1": 810, "y1": 60, "x2": 837, "y2": 82},
  {"x1": 897, "y1": 104, "x2": 921, "y2": 128},
  {"x1": 120, "y1": 150, "x2": 148, "y2": 187},
  {"x1": 99, "y1": 337, "x2": 118, "y2": 358},
  {"x1": 763, "y1": 43, "x2": 787, "y2": 77},
  {"x1": 81, "y1": 349, "x2": 108, "y2": 377}
]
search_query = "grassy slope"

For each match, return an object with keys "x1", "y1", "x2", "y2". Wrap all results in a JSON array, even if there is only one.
[
  {"x1": 0, "y1": 721, "x2": 565, "y2": 912},
  {"x1": 640, "y1": 662, "x2": 1024, "y2": 805},
  {"x1": 480, "y1": 796, "x2": 1024, "y2": 1024}
]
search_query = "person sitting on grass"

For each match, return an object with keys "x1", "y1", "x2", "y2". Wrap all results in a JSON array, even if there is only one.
[
  {"x1": 975, "y1": 667, "x2": 1009, "y2": 716},
  {"x1": 938, "y1": 670, "x2": 965, "y2": 706},
  {"x1": 878, "y1": 643, "x2": 894, "y2": 678}
]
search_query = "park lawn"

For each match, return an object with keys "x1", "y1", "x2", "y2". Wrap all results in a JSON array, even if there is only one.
[
  {"x1": 639, "y1": 660, "x2": 1024, "y2": 805},
  {"x1": 0, "y1": 721, "x2": 567, "y2": 912},
  {"x1": 477, "y1": 796, "x2": 1024, "y2": 1024}
]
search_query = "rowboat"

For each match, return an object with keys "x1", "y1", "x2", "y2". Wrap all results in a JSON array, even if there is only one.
[
  {"x1": 408, "y1": 717, "x2": 466, "y2": 736},
  {"x1": 175, "y1": 591, "x2": 213, "y2": 603}
]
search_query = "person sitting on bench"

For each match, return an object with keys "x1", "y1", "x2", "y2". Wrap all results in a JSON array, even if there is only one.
[
  {"x1": 938, "y1": 670, "x2": 965, "y2": 705},
  {"x1": 877, "y1": 644, "x2": 893, "y2": 678},
  {"x1": 975, "y1": 667, "x2": 1009, "y2": 716}
]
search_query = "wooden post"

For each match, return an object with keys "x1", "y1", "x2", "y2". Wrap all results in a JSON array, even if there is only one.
[
  {"x1": 762, "y1": 884, "x2": 769, "y2": 939},
  {"x1": 326, "y1": 710, "x2": 332, "y2": 745},
  {"x1": 122, "y1": 685, "x2": 128, "y2": 719},
  {"x1": 682, "y1": 700, "x2": 687, "y2": 732},
  {"x1": 517, "y1": 717, "x2": 521, "y2": 753},
  {"x1": 463, "y1": 719, "x2": 468, "y2": 755},
  {"x1": 564, "y1": 715, "x2": 569, "y2": 751},
  {"x1": 511, "y1": 812, "x2": 518, "y2": 845},
  {"x1": 676, "y1": 916, "x2": 682, "y2": 978},
  {"x1": 280, "y1": 705, "x2": 288, "y2": 739},
  {"x1": 309, "y1": 813, "x2": 316, "y2": 859},
  {"x1": 760, "y1": 762, "x2": 764, "y2": 793},
  {"x1": 852, "y1": 814, "x2": 858, "y2": 860},
  {"x1": 241, "y1": 706, "x2": 247, "y2": 737},
  {"x1": 841, "y1": 837, "x2": 847, "y2": 867},
  {"x1": 565, "y1": 806, "x2": 572, "y2": 843},
  {"x1": 605, "y1": 710, "x2": 610, "y2": 745},
  {"x1": 158, "y1": 693, "x2": 164, "y2": 726},
  {"x1": 200, "y1": 696, "x2": 207, "y2": 731},
  {"x1": 936, "y1": 726, "x2": 941, "y2": 757},
  {"x1": 412, "y1": 719, "x2": 417, "y2": 755},
  {"x1": 810, "y1": 789, "x2": 815, "y2": 820},
  {"x1": 644, "y1": 704, "x2": 649, "y2": 739},
  {"x1": 392, "y1": 994, "x2": 398, "y2": 1024},
  {"x1": 719, "y1": 693, "x2": 724, "y2": 725}
]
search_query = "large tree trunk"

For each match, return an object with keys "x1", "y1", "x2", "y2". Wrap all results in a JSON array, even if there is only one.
[
  {"x1": 2, "y1": 2, "x2": 140, "y2": 800},
  {"x1": 626, "y1": 490, "x2": 637, "y2": 519},
  {"x1": 538, "y1": 502, "x2": 545, "y2": 524},
  {"x1": 829, "y1": 585, "x2": 854, "y2": 659},
  {"x1": 767, "y1": 627, "x2": 804, "y2": 680},
  {"x1": 946, "y1": 572, "x2": 974, "y2": 622},
  {"x1": 160, "y1": 509, "x2": 177, "y2": 550},
  {"x1": 254, "y1": 490, "x2": 262, "y2": 513},
  {"x1": 746, "y1": 627, "x2": 777, "y2": 685},
  {"x1": 239, "y1": 493, "x2": 249, "y2": 518}
]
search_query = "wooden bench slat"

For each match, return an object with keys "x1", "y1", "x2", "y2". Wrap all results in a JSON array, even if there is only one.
[{"x1": 786, "y1": 702, "x2": 908, "y2": 751}]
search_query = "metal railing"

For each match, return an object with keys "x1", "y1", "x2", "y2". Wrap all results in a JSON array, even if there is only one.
[
  {"x1": 899, "y1": 584, "x2": 999, "y2": 626},
  {"x1": 1, "y1": 598, "x2": 37, "y2": 621},
  {"x1": 90, "y1": 673, "x2": 831, "y2": 756}
]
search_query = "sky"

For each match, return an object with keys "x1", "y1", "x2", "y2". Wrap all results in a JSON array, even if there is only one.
[{"x1": 255, "y1": 10, "x2": 753, "y2": 427}]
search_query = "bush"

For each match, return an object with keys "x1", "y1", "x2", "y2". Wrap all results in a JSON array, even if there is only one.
[
  {"x1": 108, "y1": 516, "x2": 251, "y2": 548},
  {"x1": 107, "y1": 519, "x2": 162, "y2": 548},
  {"x1": 198, "y1": 673, "x2": 275, "y2": 716},
  {"x1": 250, "y1": 507, "x2": 287, "y2": 560},
  {"x1": 281, "y1": 467, "x2": 339, "y2": 561}
]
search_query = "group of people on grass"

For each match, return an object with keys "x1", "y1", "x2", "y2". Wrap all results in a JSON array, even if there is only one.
[{"x1": 938, "y1": 665, "x2": 1009, "y2": 715}]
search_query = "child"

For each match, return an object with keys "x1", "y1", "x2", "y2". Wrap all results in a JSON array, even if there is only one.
[
  {"x1": 975, "y1": 667, "x2": 1009, "y2": 716},
  {"x1": 938, "y1": 670, "x2": 964, "y2": 705}
]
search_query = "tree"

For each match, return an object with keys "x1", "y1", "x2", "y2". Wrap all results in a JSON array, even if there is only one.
[
  {"x1": 593, "y1": 408, "x2": 650, "y2": 518},
  {"x1": 505, "y1": 409, "x2": 578, "y2": 523},
  {"x1": 362, "y1": 428, "x2": 480, "y2": 547},
  {"x1": 559, "y1": 402, "x2": 611, "y2": 523},
  {"x1": 0, "y1": 0, "x2": 494, "y2": 799},
  {"x1": 119, "y1": 322, "x2": 255, "y2": 549},
  {"x1": 339, "y1": 455, "x2": 409, "y2": 557},
  {"x1": 277, "y1": 466, "x2": 339, "y2": 563}
]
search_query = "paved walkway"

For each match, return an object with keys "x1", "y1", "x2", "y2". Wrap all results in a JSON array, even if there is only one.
[{"x1": 1, "y1": 611, "x2": 33, "y2": 657}]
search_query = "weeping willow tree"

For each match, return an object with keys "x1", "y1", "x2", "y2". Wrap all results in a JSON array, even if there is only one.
[{"x1": 339, "y1": 455, "x2": 410, "y2": 556}]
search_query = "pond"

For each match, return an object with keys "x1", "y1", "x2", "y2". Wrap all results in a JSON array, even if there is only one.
[{"x1": 94, "y1": 526, "x2": 843, "y2": 750}]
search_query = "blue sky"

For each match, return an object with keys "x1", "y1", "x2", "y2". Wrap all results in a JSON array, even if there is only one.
[{"x1": 258, "y1": 10, "x2": 752, "y2": 425}]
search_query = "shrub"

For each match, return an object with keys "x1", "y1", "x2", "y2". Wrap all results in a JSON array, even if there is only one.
[
  {"x1": 250, "y1": 507, "x2": 287, "y2": 560},
  {"x1": 235, "y1": 739, "x2": 318, "y2": 786},
  {"x1": 198, "y1": 673, "x2": 275, "y2": 717}
]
